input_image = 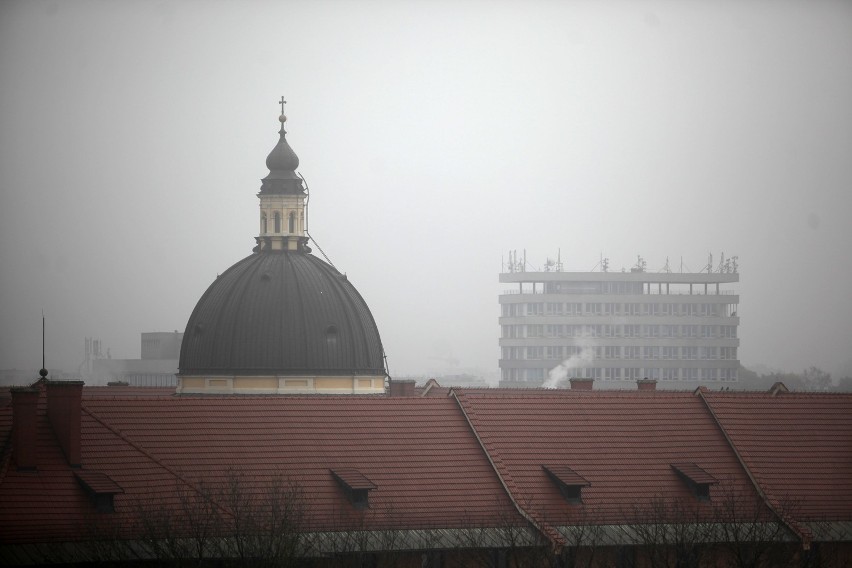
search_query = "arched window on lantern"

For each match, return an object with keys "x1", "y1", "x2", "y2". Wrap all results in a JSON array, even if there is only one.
[
  {"x1": 288, "y1": 212, "x2": 296, "y2": 234},
  {"x1": 274, "y1": 212, "x2": 281, "y2": 233},
  {"x1": 261, "y1": 213, "x2": 267, "y2": 234}
]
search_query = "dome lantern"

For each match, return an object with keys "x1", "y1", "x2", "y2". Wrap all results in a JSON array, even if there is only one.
[{"x1": 256, "y1": 97, "x2": 309, "y2": 253}]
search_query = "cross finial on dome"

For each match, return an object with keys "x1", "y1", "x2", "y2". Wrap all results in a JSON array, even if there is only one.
[{"x1": 279, "y1": 96, "x2": 287, "y2": 125}]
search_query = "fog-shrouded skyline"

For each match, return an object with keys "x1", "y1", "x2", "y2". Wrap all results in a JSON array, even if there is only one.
[{"x1": 2, "y1": 0, "x2": 851, "y2": 380}]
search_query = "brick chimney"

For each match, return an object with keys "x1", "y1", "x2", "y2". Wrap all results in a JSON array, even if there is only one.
[
  {"x1": 45, "y1": 381, "x2": 84, "y2": 467},
  {"x1": 637, "y1": 378, "x2": 658, "y2": 391},
  {"x1": 389, "y1": 379, "x2": 416, "y2": 396},
  {"x1": 10, "y1": 387, "x2": 40, "y2": 470},
  {"x1": 569, "y1": 378, "x2": 594, "y2": 391}
]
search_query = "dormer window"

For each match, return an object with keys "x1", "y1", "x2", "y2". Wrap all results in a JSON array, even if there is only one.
[
  {"x1": 331, "y1": 468, "x2": 376, "y2": 510},
  {"x1": 671, "y1": 463, "x2": 718, "y2": 501},
  {"x1": 542, "y1": 465, "x2": 589, "y2": 504},
  {"x1": 74, "y1": 470, "x2": 124, "y2": 513}
]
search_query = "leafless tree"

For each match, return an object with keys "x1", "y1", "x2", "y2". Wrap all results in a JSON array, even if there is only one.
[
  {"x1": 710, "y1": 486, "x2": 799, "y2": 568},
  {"x1": 126, "y1": 470, "x2": 310, "y2": 567},
  {"x1": 626, "y1": 497, "x2": 712, "y2": 568},
  {"x1": 215, "y1": 470, "x2": 310, "y2": 567}
]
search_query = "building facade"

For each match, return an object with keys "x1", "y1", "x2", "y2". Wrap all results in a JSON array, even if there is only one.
[
  {"x1": 91, "y1": 332, "x2": 182, "y2": 387},
  {"x1": 499, "y1": 258, "x2": 739, "y2": 387}
]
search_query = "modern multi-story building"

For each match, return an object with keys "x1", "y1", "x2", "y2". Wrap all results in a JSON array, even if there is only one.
[{"x1": 499, "y1": 255, "x2": 739, "y2": 387}]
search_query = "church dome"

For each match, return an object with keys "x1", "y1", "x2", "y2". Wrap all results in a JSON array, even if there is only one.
[
  {"x1": 179, "y1": 252, "x2": 385, "y2": 376},
  {"x1": 179, "y1": 100, "x2": 386, "y2": 384}
]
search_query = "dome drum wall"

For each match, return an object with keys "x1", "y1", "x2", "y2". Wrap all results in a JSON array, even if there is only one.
[
  {"x1": 177, "y1": 375, "x2": 386, "y2": 395},
  {"x1": 179, "y1": 252, "x2": 386, "y2": 394}
]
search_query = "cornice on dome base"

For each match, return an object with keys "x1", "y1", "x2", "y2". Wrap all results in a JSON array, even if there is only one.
[{"x1": 254, "y1": 235, "x2": 311, "y2": 253}]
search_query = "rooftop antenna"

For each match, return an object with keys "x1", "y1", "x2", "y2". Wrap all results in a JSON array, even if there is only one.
[{"x1": 717, "y1": 252, "x2": 726, "y2": 273}]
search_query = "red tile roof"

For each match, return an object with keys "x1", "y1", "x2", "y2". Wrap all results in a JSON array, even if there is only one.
[
  {"x1": 0, "y1": 392, "x2": 191, "y2": 544},
  {"x1": 3, "y1": 384, "x2": 851, "y2": 556},
  {"x1": 0, "y1": 390, "x2": 524, "y2": 546},
  {"x1": 700, "y1": 391, "x2": 852, "y2": 522},
  {"x1": 451, "y1": 388, "x2": 764, "y2": 534}
]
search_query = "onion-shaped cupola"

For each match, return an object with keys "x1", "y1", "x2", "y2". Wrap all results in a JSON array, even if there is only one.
[
  {"x1": 263, "y1": 119, "x2": 300, "y2": 183},
  {"x1": 256, "y1": 98, "x2": 309, "y2": 253}
]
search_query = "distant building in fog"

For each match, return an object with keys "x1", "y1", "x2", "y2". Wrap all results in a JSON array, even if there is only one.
[
  {"x1": 499, "y1": 253, "x2": 740, "y2": 387},
  {"x1": 92, "y1": 332, "x2": 181, "y2": 387}
]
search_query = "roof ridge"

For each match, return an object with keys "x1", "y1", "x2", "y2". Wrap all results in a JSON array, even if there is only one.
[
  {"x1": 81, "y1": 404, "x2": 216, "y2": 503},
  {"x1": 451, "y1": 391, "x2": 567, "y2": 550},
  {"x1": 695, "y1": 389, "x2": 811, "y2": 547}
]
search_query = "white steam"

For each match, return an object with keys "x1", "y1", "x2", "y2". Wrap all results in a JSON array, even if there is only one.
[{"x1": 543, "y1": 347, "x2": 594, "y2": 388}]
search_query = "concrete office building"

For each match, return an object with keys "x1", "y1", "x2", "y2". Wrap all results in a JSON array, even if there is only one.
[{"x1": 499, "y1": 254, "x2": 740, "y2": 387}]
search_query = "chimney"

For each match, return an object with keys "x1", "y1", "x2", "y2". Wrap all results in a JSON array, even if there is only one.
[
  {"x1": 10, "y1": 387, "x2": 40, "y2": 470},
  {"x1": 569, "y1": 378, "x2": 594, "y2": 391},
  {"x1": 637, "y1": 378, "x2": 658, "y2": 391},
  {"x1": 45, "y1": 380, "x2": 84, "y2": 467},
  {"x1": 389, "y1": 379, "x2": 416, "y2": 396}
]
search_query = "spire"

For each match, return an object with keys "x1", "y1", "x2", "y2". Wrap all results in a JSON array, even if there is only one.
[
  {"x1": 38, "y1": 313, "x2": 48, "y2": 382},
  {"x1": 255, "y1": 97, "x2": 309, "y2": 253}
]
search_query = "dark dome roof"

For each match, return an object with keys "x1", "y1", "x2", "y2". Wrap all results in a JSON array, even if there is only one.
[{"x1": 180, "y1": 252, "x2": 385, "y2": 376}]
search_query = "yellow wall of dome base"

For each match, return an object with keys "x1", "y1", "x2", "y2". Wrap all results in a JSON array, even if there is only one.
[
  {"x1": 176, "y1": 375, "x2": 386, "y2": 395},
  {"x1": 260, "y1": 235, "x2": 302, "y2": 251}
]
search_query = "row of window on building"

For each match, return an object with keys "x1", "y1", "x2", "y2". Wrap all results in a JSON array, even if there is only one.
[
  {"x1": 502, "y1": 324, "x2": 738, "y2": 340},
  {"x1": 502, "y1": 302, "x2": 736, "y2": 318},
  {"x1": 512, "y1": 281, "x2": 729, "y2": 295},
  {"x1": 501, "y1": 367, "x2": 738, "y2": 382},
  {"x1": 502, "y1": 345, "x2": 737, "y2": 361}
]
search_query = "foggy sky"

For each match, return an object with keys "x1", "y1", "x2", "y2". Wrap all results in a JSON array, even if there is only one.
[{"x1": 2, "y1": 0, "x2": 851, "y2": 379}]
